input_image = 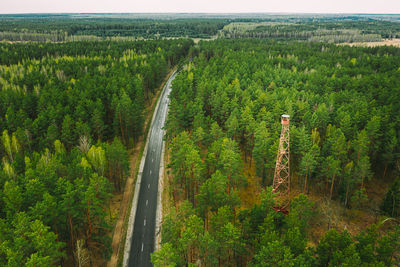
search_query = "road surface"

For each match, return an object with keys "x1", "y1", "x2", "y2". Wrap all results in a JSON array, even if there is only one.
[{"x1": 128, "y1": 71, "x2": 177, "y2": 267}]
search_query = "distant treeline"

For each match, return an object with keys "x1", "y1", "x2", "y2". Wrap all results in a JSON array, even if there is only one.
[
  {"x1": 2, "y1": 15, "x2": 400, "y2": 43},
  {"x1": 0, "y1": 17, "x2": 229, "y2": 41},
  {"x1": 221, "y1": 20, "x2": 400, "y2": 42}
]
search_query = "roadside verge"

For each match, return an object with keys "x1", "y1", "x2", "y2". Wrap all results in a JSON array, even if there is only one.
[
  {"x1": 106, "y1": 68, "x2": 176, "y2": 267},
  {"x1": 121, "y1": 69, "x2": 176, "y2": 267}
]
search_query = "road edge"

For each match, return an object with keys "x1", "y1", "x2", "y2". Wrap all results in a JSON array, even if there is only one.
[
  {"x1": 155, "y1": 71, "x2": 176, "y2": 252},
  {"x1": 122, "y1": 70, "x2": 175, "y2": 267},
  {"x1": 155, "y1": 121, "x2": 166, "y2": 251}
]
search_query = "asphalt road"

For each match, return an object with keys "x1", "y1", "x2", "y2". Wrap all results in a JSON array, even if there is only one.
[{"x1": 128, "y1": 71, "x2": 177, "y2": 267}]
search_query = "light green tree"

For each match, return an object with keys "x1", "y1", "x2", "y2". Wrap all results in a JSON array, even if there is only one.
[
  {"x1": 87, "y1": 145, "x2": 106, "y2": 177},
  {"x1": 151, "y1": 243, "x2": 179, "y2": 267}
]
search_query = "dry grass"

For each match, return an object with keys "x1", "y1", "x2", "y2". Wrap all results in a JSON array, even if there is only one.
[
  {"x1": 298, "y1": 174, "x2": 391, "y2": 247},
  {"x1": 238, "y1": 154, "x2": 393, "y2": 248},
  {"x1": 340, "y1": 38, "x2": 400, "y2": 48}
]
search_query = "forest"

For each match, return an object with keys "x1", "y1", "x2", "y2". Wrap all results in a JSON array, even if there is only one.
[
  {"x1": 154, "y1": 39, "x2": 400, "y2": 266},
  {"x1": 0, "y1": 39, "x2": 192, "y2": 265},
  {"x1": 220, "y1": 20, "x2": 400, "y2": 41},
  {"x1": 2, "y1": 14, "x2": 400, "y2": 43},
  {"x1": 0, "y1": 14, "x2": 229, "y2": 41},
  {"x1": 1, "y1": 13, "x2": 400, "y2": 267}
]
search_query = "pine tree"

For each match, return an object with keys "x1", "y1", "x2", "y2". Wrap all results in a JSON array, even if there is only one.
[{"x1": 381, "y1": 178, "x2": 400, "y2": 217}]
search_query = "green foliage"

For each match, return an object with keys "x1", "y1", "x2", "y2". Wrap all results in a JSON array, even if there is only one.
[
  {"x1": 316, "y1": 229, "x2": 355, "y2": 266},
  {"x1": 113, "y1": 90, "x2": 141, "y2": 145},
  {"x1": 166, "y1": 38, "x2": 400, "y2": 205},
  {"x1": 180, "y1": 215, "x2": 203, "y2": 264},
  {"x1": 169, "y1": 132, "x2": 204, "y2": 203},
  {"x1": 253, "y1": 240, "x2": 295, "y2": 267},
  {"x1": 151, "y1": 243, "x2": 179, "y2": 267},
  {"x1": 0, "y1": 15, "x2": 228, "y2": 42},
  {"x1": 196, "y1": 171, "x2": 229, "y2": 220},
  {"x1": 355, "y1": 225, "x2": 379, "y2": 264},
  {"x1": 61, "y1": 115, "x2": 75, "y2": 151},
  {"x1": 87, "y1": 145, "x2": 106, "y2": 177},
  {"x1": 0, "y1": 213, "x2": 65, "y2": 266},
  {"x1": 209, "y1": 206, "x2": 243, "y2": 266},
  {"x1": 376, "y1": 225, "x2": 400, "y2": 266},
  {"x1": 381, "y1": 178, "x2": 400, "y2": 217},
  {"x1": 221, "y1": 18, "x2": 400, "y2": 41},
  {"x1": 285, "y1": 194, "x2": 315, "y2": 234},
  {"x1": 161, "y1": 38, "x2": 400, "y2": 266},
  {"x1": 253, "y1": 121, "x2": 275, "y2": 184},
  {"x1": 351, "y1": 188, "x2": 369, "y2": 209},
  {"x1": 284, "y1": 227, "x2": 306, "y2": 256},
  {"x1": 105, "y1": 137, "x2": 129, "y2": 192},
  {"x1": 0, "y1": 38, "x2": 191, "y2": 265}
]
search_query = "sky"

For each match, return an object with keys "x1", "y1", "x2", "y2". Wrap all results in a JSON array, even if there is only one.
[{"x1": 1, "y1": 0, "x2": 400, "y2": 14}]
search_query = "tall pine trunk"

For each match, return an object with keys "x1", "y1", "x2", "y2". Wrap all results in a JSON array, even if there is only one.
[
  {"x1": 383, "y1": 163, "x2": 388, "y2": 180},
  {"x1": 330, "y1": 174, "x2": 336, "y2": 199},
  {"x1": 68, "y1": 213, "x2": 75, "y2": 250},
  {"x1": 303, "y1": 169, "x2": 308, "y2": 193},
  {"x1": 119, "y1": 112, "x2": 125, "y2": 144}
]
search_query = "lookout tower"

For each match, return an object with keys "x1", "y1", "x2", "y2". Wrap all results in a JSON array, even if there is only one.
[{"x1": 272, "y1": 114, "x2": 290, "y2": 213}]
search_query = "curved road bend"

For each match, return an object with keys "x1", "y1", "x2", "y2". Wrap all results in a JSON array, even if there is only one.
[{"x1": 128, "y1": 71, "x2": 177, "y2": 267}]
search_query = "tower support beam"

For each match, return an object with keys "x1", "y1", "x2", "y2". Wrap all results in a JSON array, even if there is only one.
[{"x1": 273, "y1": 114, "x2": 290, "y2": 210}]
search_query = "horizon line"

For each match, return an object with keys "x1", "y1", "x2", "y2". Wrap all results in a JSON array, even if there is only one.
[{"x1": 1, "y1": 12, "x2": 400, "y2": 15}]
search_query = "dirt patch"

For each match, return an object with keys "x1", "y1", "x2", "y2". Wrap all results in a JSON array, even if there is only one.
[
  {"x1": 340, "y1": 39, "x2": 400, "y2": 48},
  {"x1": 106, "y1": 67, "x2": 177, "y2": 267},
  {"x1": 296, "y1": 175, "x2": 391, "y2": 248}
]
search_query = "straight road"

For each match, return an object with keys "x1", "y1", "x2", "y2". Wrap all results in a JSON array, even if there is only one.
[{"x1": 128, "y1": 71, "x2": 177, "y2": 267}]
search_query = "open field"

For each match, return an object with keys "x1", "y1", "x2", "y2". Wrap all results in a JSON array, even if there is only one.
[{"x1": 341, "y1": 38, "x2": 400, "y2": 47}]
